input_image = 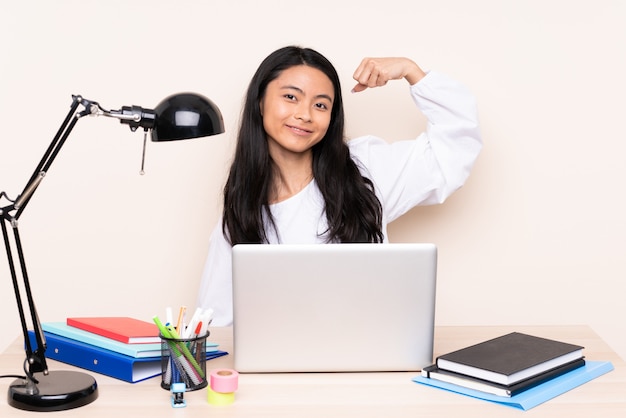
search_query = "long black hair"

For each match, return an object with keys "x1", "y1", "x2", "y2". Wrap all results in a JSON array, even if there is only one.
[{"x1": 223, "y1": 46, "x2": 383, "y2": 244}]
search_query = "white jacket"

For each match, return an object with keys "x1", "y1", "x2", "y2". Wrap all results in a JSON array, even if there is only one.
[{"x1": 197, "y1": 71, "x2": 482, "y2": 325}]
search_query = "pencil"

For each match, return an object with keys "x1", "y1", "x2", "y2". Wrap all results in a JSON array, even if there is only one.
[{"x1": 176, "y1": 306, "x2": 186, "y2": 333}]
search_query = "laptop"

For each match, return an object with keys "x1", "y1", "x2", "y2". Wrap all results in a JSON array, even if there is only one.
[{"x1": 232, "y1": 243, "x2": 438, "y2": 373}]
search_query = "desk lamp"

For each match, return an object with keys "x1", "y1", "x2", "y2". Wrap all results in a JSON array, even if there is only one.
[{"x1": 1, "y1": 92, "x2": 224, "y2": 411}]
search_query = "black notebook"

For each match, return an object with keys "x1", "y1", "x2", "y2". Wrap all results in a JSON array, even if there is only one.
[
  {"x1": 436, "y1": 332, "x2": 584, "y2": 385},
  {"x1": 422, "y1": 357, "x2": 586, "y2": 397}
]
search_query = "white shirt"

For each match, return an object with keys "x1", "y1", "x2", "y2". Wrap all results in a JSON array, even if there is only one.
[{"x1": 197, "y1": 71, "x2": 482, "y2": 325}]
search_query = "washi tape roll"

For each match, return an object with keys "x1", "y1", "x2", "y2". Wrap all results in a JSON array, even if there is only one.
[
  {"x1": 210, "y1": 369, "x2": 239, "y2": 393},
  {"x1": 207, "y1": 386, "x2": 235, "y2": 405}
]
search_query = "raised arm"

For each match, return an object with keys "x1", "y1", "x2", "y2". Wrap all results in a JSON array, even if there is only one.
[{"x1": 348, "y1": 60, "x2": 482, "y2": 223}]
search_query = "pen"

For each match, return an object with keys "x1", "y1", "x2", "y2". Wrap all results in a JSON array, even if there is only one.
[
  {"x1": 199, "y1": 308, "x2": 214, "y2": 337},
  {"x1": 192, "y1": 321, "x2": 202, "y2": 338},
  {"x1": 153, "y1": 315, "x2": 172, "y2": 339},
  {"x1": 192, "y1": 321, "x2": 204, "y2": 363},
  {"x1": 183, "y1": 307, "x2": 202, "y2": 338},
  {"x1": 165, "y1": 307, "x2": 173, "y2": 327}
]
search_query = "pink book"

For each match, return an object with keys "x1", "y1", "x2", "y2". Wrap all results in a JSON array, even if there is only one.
[{"x1": 67, "y1": 317, "x2": 160, "y2": 344}]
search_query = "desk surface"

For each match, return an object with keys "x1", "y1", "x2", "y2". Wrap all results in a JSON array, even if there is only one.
[{"x1": 1, "y1": 325, "x2": 624, "y2": 417}]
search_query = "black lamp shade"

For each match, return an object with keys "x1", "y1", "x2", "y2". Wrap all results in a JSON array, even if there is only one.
[{"x1": 151, "y1": 93, "x2": 225, "y2": 141}]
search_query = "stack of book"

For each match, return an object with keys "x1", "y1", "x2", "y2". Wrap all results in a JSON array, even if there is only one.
[
  {"x1": 421, "y1": 332, "x2": 585, "y2": 397},
  {"x1": 28, "y1": 316, "x2": 227, "y2": 383},
  {"x1": 415, "y1": 332, "x2": 614, "y2": 410}
]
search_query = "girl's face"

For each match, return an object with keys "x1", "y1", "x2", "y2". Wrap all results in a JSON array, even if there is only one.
[{"x1": 260, "y1": 65, "x2": 334, "y2": 162}]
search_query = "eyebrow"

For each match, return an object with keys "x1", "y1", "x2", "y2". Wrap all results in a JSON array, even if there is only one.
[{"x1": 281, "y1": 85, "x2": 333, "y2": 103}]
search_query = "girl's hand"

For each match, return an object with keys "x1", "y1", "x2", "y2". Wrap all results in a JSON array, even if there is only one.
[{"x1": 352, "y1": 57, "x2": 426, "y2": 93}]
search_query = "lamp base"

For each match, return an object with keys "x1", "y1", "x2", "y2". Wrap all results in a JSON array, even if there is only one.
[{"x1": 8, "y1": 370, "x2": 98, "y2": 411}]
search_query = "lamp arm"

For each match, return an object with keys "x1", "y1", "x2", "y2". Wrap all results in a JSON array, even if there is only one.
[
  {"x1": 1, "y1": 220, "x2": 49, "y2": 379},
  {"x1": 1, "y1": 219, "x2": 44, "y2": 378},
  {"x1": 13, "y1": 96, "x2": 83, "y2": 218}
]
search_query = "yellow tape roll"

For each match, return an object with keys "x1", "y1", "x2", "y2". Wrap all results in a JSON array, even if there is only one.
[{"x1": 207, "y1": 386, "x2": 235, "y2": 405}]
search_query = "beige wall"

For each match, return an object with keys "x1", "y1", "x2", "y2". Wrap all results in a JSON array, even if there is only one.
[{"x1": 1, "y1": 1, "x2": 625, "y2": 360}]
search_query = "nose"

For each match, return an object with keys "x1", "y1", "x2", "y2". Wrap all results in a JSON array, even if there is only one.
[{"x1": 294, "y1": 104, "x2": 311, "y2": 122}]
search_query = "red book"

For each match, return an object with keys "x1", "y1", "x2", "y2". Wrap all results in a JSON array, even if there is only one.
[{"x1": 67, "y1": 317, "x2": 161, "y2": 344}]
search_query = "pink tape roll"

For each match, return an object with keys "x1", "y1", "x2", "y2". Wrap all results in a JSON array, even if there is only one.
[{"x1": 209, "y1": 369, "x2": 239, "y2": 393}]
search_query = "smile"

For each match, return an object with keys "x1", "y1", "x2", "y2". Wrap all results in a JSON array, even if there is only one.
[{"x1": 286, "y1": 124, "x2": 313, "y2": 134}]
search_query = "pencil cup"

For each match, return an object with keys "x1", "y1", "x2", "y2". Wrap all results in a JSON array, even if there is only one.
[{"x1": 160, "y1": 332, "x2": 209, "y2": 391}]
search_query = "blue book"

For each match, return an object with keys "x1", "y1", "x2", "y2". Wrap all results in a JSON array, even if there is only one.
[
  {"x1": 28, "y1": 330, "x2": 228, "y2": 383},
  {"x1": 413, "y1": 360, "x2": 614, "y2": 410},
  {"x1": 41, "y1": 322, "x2": 218, "y2": 358}
]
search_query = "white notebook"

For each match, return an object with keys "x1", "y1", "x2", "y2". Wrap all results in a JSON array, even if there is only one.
[{"x1": 232, "y1": 243, "x2": 438, "y2": 373}]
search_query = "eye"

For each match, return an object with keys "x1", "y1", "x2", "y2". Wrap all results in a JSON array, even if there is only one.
[
  {"x1": 283, "y1": 94, "x2": 297, "y2": 101},
  {"x1": 315, "y1": 102, "x2": 329, "y2": 111}
]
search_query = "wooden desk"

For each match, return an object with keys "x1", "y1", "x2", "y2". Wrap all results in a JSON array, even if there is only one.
[{"x1": 1, "y1": 325, "x2": 624, "y2": 417}]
